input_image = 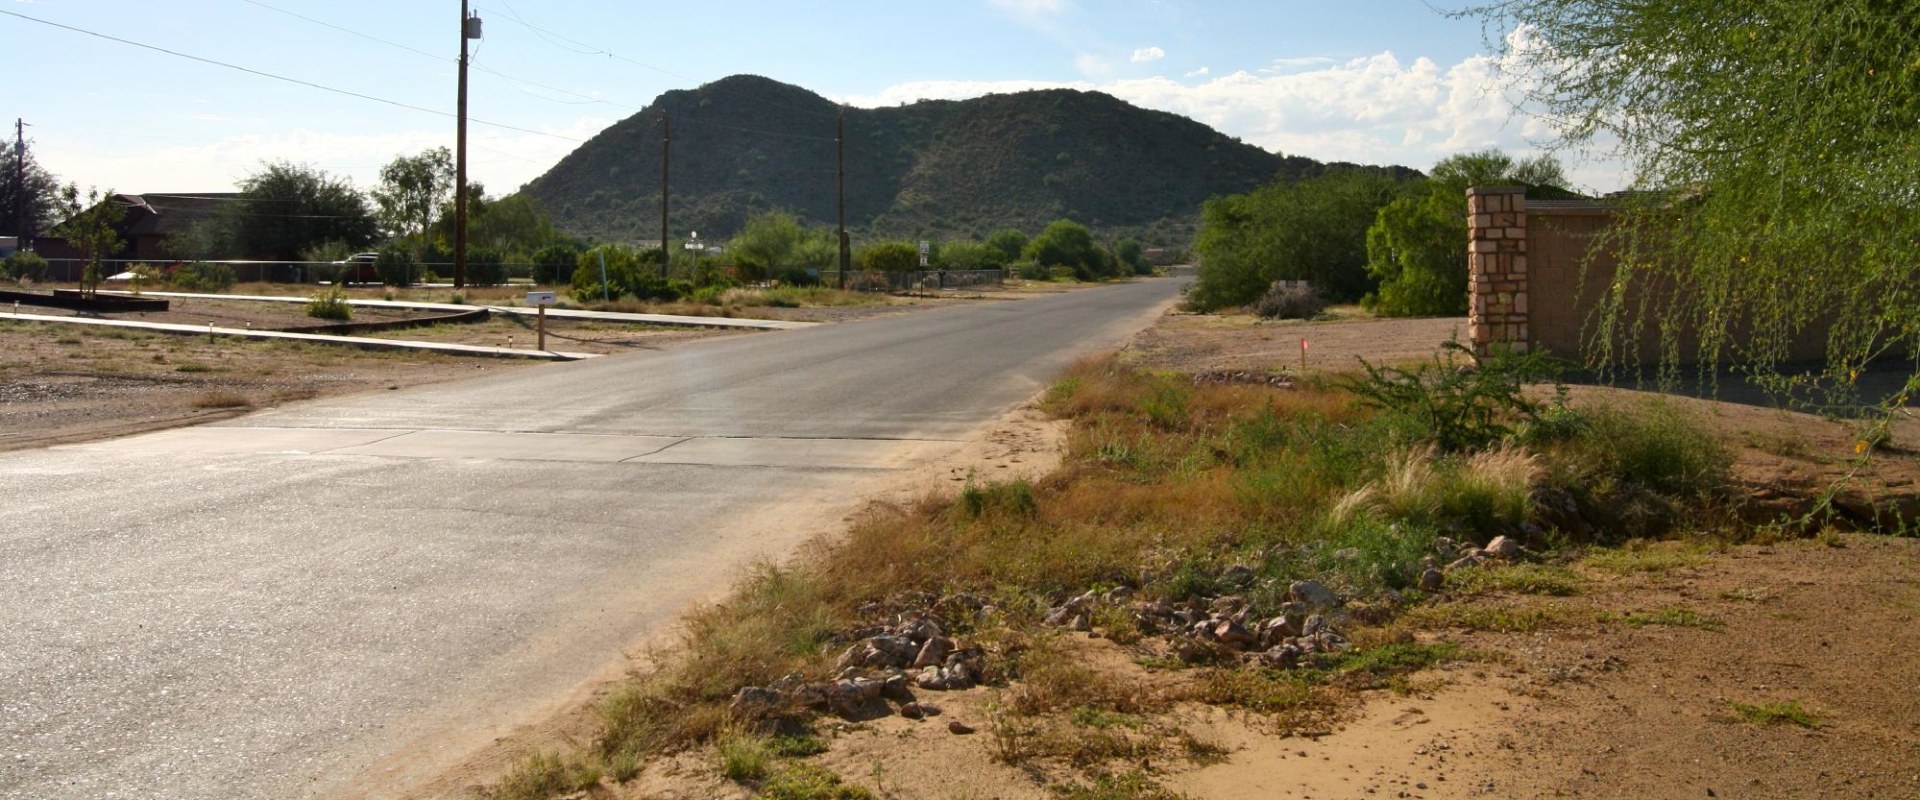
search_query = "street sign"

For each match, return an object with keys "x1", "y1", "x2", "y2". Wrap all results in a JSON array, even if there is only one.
[
  {"x1": 918, "y1": 240, "x2": 930, "y2": 268},
  {"x1": 526, "y1": 291, "x2": 558, "y2": 307}
]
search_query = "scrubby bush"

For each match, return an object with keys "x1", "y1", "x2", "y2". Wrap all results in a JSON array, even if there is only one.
[
  {"x1": 374, "y1": 244, "x2": 418, "y2": 286},
  {"x1": 531, "y1": 243, "x2": 580, "y2": 285},
  {"x1": 4, "y1": 250, "x2": 48, "y2": 281},
  {"x1": 465, "y1": 245, "x2": 508, "y2": 287},
  {"x1": 1345, "y1": 340, "x2": 1559, "y2": 452},
  {"x1": 1252, "y1": 283, "x2": 1326, "y2": 319},
  {"x1": 169, "y1": 262, "x2": 236, "y2": 292},
  {"x1": 770, "y1": 265, "x2": 820, "y2": 287},
  {"x1": 306, "y1": 286, "x2": 352, "y2": 321},
  {"x1": 939, "y1": 241, "x2": 1005, "y2": 271},
  {"x1": 1013, "y1": 260, "x2": 1049, "y2": 281},
  {"x1": 570, "y1": 243, "x2": 682, "y2": 303},
  {"x1": 858, "y1": 241, "x2": 920, "y2": 272}
]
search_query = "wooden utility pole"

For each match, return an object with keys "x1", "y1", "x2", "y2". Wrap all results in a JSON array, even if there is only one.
[
  {"x1": 837, "y1": 108, "x2": 849, "y2": 289},
  {"x1": 660, "y1": 113, "x2": 670, "y2": 277},
  {"x1": 13, "y1": 119, "x2": 26, "y2": 245},
  {"x1": 454, "y1": 0, "x2": 472, "y2": 288}
]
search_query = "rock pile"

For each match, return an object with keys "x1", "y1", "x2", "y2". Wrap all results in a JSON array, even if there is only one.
[
  {"x1": 1041, "y1": 579, "x2": 1355, "y2": 668},
  {"x1": 731, "y1": 606, "x2": 987, "y2": 722}
]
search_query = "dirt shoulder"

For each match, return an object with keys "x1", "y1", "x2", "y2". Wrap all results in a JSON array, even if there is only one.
[{"x1": 529, "y1": 305, "x2": 1920, "y2": 800}]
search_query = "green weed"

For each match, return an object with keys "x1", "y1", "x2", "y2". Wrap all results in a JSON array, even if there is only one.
[
  {"x1": 1729, "y1": 700, "x2": 1820, "y2": 728},
  {"x1": 1619, "y1": 606, "x2": 1723, "y2": 630}
]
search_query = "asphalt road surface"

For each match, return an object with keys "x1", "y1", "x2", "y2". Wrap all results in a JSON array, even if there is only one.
[{"x1": 0, "y1": 278, "x2": 1182, "y2": 800}]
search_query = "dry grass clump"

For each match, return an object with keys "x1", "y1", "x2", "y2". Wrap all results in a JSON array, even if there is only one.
[{"x1": 494, "y1": 355, "x2": 1752, "y2": 800}]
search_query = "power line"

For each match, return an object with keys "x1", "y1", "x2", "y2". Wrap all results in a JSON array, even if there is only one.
[
  {"x1": 241, "y1": 0, "x2": 445, "y2": 62},
  {"x1": 0, "y1": 9, "x2": 581, "y2": 144}
]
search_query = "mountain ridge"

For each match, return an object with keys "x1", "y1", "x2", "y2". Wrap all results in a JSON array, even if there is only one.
[{"x1": 519, "y1": 74, "x2": 1418, "y2": 245}]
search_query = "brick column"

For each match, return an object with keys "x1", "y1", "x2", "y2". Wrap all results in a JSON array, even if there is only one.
[{"x1": 1467, "y1": 186, "x2": 1529, "y2": 356}]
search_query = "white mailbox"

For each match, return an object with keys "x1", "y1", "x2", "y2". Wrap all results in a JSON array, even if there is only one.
[{"x1": 526, "y1": 291, "x2": 558, "y2": 307}]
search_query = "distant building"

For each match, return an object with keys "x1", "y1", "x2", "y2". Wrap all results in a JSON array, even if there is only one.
[{"x1": 37, "y1": 192, "x2": 237, "y2": 262}]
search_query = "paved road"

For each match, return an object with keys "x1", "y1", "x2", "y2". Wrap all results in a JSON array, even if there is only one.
[{"x1": 0, "y1": 278, "x2": 1182, "y2": 800}]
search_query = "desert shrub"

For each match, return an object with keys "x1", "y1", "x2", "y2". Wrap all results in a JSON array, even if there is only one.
[
  {"x1": 1569, "y1": 402, "x2": 1730, "y2": 496},
  {"x1": 1252, "y1": 283, "x2": 1326, "y2": 319},
  {"x1": 170, "y1": 262, "x2": 236, "y2": 292},
  {"x1": 857, "y1": 241, "x2": 920, "y2": 272},
  {"x1": 1345, "y1": 340, "x2": 1559, "y2": 452},
  {"x1": 464, "y1": 245, "x2": 508, "y2": 286},
  {"x1": 571, "y1": 244, "x2": 682, "y2": 303},
  {"x1": 374, "y1": 244, "x2": 418, "y2": 286},
  {"x1": 771, "y1": 264, "x2": 820, "y2": 287},
  {"x1": 531, "y1": 243, "x2": 581, "y2": 285},
  {"x1": 306, "y1": 287, "x2": 352, "y2": 321},
  {"x1": 4, "y1": 250, "x2": 48, "y2": 281},
  {"x1": 1013, "y1": 260, "x2": 1050, "y2": 281}
]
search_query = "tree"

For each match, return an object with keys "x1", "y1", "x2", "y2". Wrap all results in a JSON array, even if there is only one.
[
  {"x1": 373, "y1": 147, "x2": 454, "y2": 244},
  {"x1": 938, "y1": 241, "x2": 1002, "y2": 271},
  {"x1": 53, "y1": 187, "x2": 125, "y2": 298},
  {"x1": 468, "y1": 193, "x2": 559, "y2": 257},
  {"x1": 728, "y1": 210, "x2": 807, "y2": 281},
  {"x1": 1, "y1": 134, "x2": 62, "y2": 241},
  {"x1": 858, "y1": 241, "x2": 920, "y2": 272},
  {"x1": 1023, "y1": 219, "x2": 1114, "y2": 281},
  {"x1": 1365, "y1": 149, "x2": 1572, "y2": 317},
  {"x1": 985, "y1": 229, "x2": 1029, "y2": 264},
  {"x1": 1115, "y1": 238, "x2": 1149, "y2": 275},
  {"x1": 1469, "y1": 0, "x2": 1920, "y2": 386},
  {"x1": 225, "y1": 161, "x2": 379, "y2": 261},
  {"x1": 1190, "y1": 169, "x2": 1410, "y2": 311}
]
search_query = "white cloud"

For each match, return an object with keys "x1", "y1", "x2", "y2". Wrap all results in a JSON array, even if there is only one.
[
  {"x1": 1130, "y1": 46, "x2": 1166, "y2": 64},
  {"x1": 1185, "y1": 66, "x2": 1211, "y2": 78},
  {"x1": 846, "y1": 37, "x2": 1630, "y2": 192}
]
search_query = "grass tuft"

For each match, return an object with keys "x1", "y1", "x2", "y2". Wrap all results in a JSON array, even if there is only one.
[
  {"x1": 1729, "y1": 699, "x2": 1820, "y2": 728},
  {"x1": 1618, "y1": 606, "x2": 1723, "y2": 631}
]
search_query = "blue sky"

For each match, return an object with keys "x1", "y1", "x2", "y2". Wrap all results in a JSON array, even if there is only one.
[{"x1": 3, "y1": 0, "x2": 1624, "y2": 197}]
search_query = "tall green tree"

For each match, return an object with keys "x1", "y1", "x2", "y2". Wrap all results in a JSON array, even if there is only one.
[
  {"x1": 2, "y1": 135, "x2": 62, "y2": 241},
  {"x1": 1023, "y1": 219, "x2": 1114, "y2": 281},
  {"x1": 1191, "y1": 168, "x2": 1410, "y2": 311},
  {"x1": 218, "y1": 162, "x2": 379, "y2": 261},
  {"x1": 1470, "y1": 0, "x2": 1920, "y2": 384},
  {"x1": 985, "y1": 229, "x2": 1029, "y2": 264},
  {"x1": 1365, "y1": 149, "x2": 1572, "y2": 317},
  {"x1": 373, "y1": 147, "x2": 454, "y2": 244}
]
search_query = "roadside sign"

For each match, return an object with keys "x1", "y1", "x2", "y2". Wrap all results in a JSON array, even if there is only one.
[
  {"x1": 918, "y1": 240, "x2": 930, "y2": 268},
  {"x1": 526, "y1": 291, "x2": 558, "y2": 307}
]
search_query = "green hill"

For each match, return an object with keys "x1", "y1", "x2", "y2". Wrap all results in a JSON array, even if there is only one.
[{"x1": 519, "y1": 74, "x2": 1415, "y2": 245}]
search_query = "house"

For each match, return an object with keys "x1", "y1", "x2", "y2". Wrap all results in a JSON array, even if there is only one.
[{"x1": 36, "y1": 192, "x2": 237, "y2": 263}]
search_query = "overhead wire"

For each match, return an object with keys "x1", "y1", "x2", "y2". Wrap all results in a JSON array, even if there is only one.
[{"x1": 0, "y1": 9, "x2": 580, "y2": 143}]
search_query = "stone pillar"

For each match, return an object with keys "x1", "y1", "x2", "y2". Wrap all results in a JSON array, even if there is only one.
[{"x1": 1467, "y1": 186, "x2": 1529, "y2": 356}]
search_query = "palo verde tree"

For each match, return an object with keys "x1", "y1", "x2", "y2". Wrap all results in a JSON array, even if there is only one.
[
  {"x1": 1469, "y1": 0, "x2": 1920, "y2": 397},
  {"x1": 1365, "y1": 149, "x2": 1573, "y2": 317},
  {"x1": 373, "y1": 147, "x2": 455, "y2": 247},
  {"x1": 1, "y1": 133, "x2": 62, "y2": 242},
  {"x1": 54, "y1": 187, "x2": 126, "y2": 297}
]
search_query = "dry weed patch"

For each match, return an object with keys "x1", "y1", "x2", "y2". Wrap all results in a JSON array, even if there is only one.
[{"x1": 492, "y1": 355, "x2": 1780, "y2": 799}]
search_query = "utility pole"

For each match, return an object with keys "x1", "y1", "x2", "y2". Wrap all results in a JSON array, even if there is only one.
[
  {"x1": 455, "y1": 1, "x2": 479, "y2": 288},
  {"x1": 659, "y1": 113, "x2": 670, "y2": 278},
  {"x1": 13, "y1": 119, "x2": 26, "y2": 245},
  {"x1": 836, "y1": 107, "x2": 849, "y2": 289}
]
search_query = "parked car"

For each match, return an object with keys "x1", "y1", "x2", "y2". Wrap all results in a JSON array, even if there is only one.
[{"x1": 330, "y1": 252, "x2": 379, "y2": 284}]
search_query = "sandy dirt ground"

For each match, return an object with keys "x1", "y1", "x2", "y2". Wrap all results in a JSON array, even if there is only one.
[{"x1": 585, "y1": 307, "x2": 1920, "y2": 800}]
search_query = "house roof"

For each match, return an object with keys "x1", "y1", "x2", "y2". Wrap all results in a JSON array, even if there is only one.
[{"x1": 114, "y1": 193, "x2": 242, "y2": 237}]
